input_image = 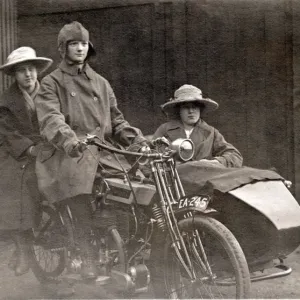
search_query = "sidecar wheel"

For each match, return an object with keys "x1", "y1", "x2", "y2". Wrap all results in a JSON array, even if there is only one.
[
  {"x1": 150, "y1": 216, "x2": 251, "y2": 299},
  {"x1": 29, "y1": 205, "x2": 66, "y2": 283}
]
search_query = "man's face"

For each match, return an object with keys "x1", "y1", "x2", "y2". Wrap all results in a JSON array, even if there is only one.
[
  {"x1": 66, "y1": 41, "x2": 89, "y2": 64},
  {"x1": 179, "y1": 102, "x2": 201, "y2": 126},
  {"x1": 14, "y1": 62, "x2": 37, "y2": 91}
]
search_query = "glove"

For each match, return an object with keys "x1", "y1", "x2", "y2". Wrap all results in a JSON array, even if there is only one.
[
  {"x1": 151, "y1": 137, "x2": 170, "y2": 147},
  {"x1": 127, "y1": 141, "x2": 150, "y2": 153},
  {"x1": 139, "y1": 144, "x2": 151, "y2": 153},
  {"x1": 68, "y1": 141, "x2": 87, "y2": 158}
]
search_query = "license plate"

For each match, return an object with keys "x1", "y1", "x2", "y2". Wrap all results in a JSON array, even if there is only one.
[{"x1": 177, "y1": 195, "x2": 210, "y2": 210}]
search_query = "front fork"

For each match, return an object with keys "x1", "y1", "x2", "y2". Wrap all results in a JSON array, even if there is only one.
[{"x1": 169, "y1": 210, "x2": 218, "y2": 281}]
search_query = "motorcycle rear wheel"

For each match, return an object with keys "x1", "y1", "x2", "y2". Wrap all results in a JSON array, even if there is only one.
[
  {"x1": 150, "y1": 215, "x2": 251, "y2": 299},
  {"x1": 30, "y1": 205, "x2": 66, "y2": 283}
]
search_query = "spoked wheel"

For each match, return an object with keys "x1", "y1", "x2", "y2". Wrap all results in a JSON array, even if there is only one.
[
  {"x1": 30, "y1": 205, "x2": 66, "y2": 283},
  {"x1": 150, "y1": 216, "x2": 250, "y2": 299}
]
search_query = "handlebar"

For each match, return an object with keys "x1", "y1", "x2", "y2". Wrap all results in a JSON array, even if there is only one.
[{"x1": 83, "y1": 134, "x2": 168, "y2": 159}]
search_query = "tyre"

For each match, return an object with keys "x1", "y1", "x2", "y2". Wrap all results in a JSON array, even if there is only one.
[
  {"x1": 150, "y1": 215, "x2": 251, "y2": 299},
  {"x1": 30, "y1": 205, "x2": 66, "y2": 283}
]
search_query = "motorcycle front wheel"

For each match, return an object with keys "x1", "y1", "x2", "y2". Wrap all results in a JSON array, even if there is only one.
[{"x1": 150, "y1": 215, "x2": 251, "y2": 299}]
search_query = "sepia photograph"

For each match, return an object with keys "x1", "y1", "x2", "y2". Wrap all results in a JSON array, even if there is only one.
[{"x1": 1, "y1": 0, "x2": 300, "y2": 299}]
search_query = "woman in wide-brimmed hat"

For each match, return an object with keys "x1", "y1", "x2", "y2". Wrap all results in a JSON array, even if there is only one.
[
  {"x1": 0, "y1": 47, "x2": 52, "y2": 276},
  {"x1": 153, "y1": 84, "x2": 243, "y2": 167}
]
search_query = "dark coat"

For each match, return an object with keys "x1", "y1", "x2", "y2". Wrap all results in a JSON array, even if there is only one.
[
  {"x1": 153, "y1": 119, "x2": 243, "y2": 167},
  {"x1": 35, "y1": 61, "x2": 146, "y2": 204},
  {"x1": 0, "y1": 83, "x2": 42, "y2": 230}
]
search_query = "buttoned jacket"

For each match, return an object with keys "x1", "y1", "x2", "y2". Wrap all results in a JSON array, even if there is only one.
[{"x1": 35, "y1": 61, "x2": 146, "y2": 203}]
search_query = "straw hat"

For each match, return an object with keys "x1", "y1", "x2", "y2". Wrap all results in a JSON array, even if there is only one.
[
  {"x1": 161, "y1": 84, "x2": 219, "y2": 116},
  {"x1": 0, "y1": 47, "x2": 53, "y2": 76}
]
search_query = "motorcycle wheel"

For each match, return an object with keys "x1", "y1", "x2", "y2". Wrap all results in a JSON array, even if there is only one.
[
  {"x1": 29, "y1": 205, "x2": 66, "y2": 283},
  {"x1": 150, "y1": 215, "x2": 251, "y2": 299}
]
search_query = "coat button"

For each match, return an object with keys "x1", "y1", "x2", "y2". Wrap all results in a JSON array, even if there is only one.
[
  {"x1": 96, "y1": 127, "x2": 101, "y2": 131},
  {"x1": 71, "y1": 92, "x2": 76, "y2": 97},
  {"x1": 93, "y1": 96, "x2": 98, "y2": 101},
  {"x1": 107, "y1": 155, "x2": 112, "y2": 160}
]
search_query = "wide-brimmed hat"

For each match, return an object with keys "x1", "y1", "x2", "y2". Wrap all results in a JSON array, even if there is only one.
[
  {"x1": 161, "y1": 84, "x2": 219, "y2": 116},
  {"x1": 58, "y1": 21, "x2": 96, "y2": 59},
  {"x1": 0, "y1": 47, "x2": 53, "y2": 76}
]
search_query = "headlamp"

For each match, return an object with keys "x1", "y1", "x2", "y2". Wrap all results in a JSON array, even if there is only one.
[{"x1": 170, "y1": 138, "x2": 194, "y2": 161}]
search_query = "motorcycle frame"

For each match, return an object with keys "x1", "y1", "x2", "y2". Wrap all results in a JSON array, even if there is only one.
[{"x1": 85, "y1": 136, "x2": 217, "y2": 282}]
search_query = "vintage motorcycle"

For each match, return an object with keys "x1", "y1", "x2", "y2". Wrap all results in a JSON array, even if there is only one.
[{"x1": 29, "y1": 134, "x2": 251, "y2": 299}]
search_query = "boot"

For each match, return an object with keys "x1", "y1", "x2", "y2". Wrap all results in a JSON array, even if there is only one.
[
  {"x1": 79, "y1": 239, "x2": 97, "y2": 280},
  {"x1": 13, "y1": 231, "x2": 31, "y2": 276},
  {"x1": 8, "y1": 249, "x2": 18, "y2": 271}
]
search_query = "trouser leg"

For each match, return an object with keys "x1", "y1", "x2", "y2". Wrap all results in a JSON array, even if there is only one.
[
  {"x1": 63, "y1": 195, "x2": 97, "y2": 280},
  {"x1": 11, "y1": 229, "x2": 32, "y2": 276}
]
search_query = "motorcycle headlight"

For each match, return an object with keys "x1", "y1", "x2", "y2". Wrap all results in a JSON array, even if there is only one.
[{"x1": 170, "y1": 138, "x2": 194, "y2": 161}]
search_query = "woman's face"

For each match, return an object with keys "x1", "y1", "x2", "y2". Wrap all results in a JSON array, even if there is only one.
[
  {"x1": 14, "y1": 62, "x2": 37, "y2": 92},
  {"x1": 179, "y1": 102, "x2": 201, "y2": 126},
  {"x1": 66, "y1": 40, "x2": 89, "y2": 64}
]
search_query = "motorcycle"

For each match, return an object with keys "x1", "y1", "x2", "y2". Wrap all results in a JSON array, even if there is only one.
[{"x1": 29, "y1": 134, "x2": 251, "y2": 299}]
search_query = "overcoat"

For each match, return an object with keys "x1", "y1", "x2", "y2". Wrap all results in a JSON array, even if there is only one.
[
  {"x1": 0, "y1": 83, "x2": 42, "y2": 230},
  {"x1": 35, "y1": 61, "x2": 146, "y2": 204},
  {"x1": 153, "y1": 119, "x2": 243, "y2": 167}
]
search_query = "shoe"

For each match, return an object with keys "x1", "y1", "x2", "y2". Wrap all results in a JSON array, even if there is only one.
[{"x1": 81, "y1": 259, "x2": 98, "y2": 280}]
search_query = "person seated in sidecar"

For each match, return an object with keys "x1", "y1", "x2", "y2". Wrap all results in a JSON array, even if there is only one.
[
  {"x1": 0, "y1": 47, "x2": 52, "y2": 276},
  {"x1": 153, "y1": 84, "x2": 243, "y2": 168},
  {"x1": 34, "y1": 21, "x2": 149, "y2": 281},
  {"x1": 153, "y1": 84, "x2": 283, "y2": 195}
]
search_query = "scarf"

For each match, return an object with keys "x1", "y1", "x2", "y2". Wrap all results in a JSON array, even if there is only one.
[{"x1": 18, "y1": 81, "x2": 40, "y2": 113}]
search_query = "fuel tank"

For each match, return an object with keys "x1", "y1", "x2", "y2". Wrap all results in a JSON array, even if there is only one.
[{"x1": 105, "y1": 178, "x2": 156, "y2": 206}]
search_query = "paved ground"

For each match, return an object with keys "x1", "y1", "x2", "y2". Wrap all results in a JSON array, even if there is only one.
[{"x1": 1, "y1": 239, "x2": 300, "y2": 299}]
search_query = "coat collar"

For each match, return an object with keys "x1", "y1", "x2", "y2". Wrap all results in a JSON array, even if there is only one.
[
  {"x1": 58, "y1": 60, "x2": 94, "y2": 79},
  {"x1": 166, "y1": 118, "x2": 207, "y2": 130}
]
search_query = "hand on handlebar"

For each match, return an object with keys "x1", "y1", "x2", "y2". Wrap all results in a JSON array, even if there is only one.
[
  {"x1": 151, "y1": 137, "x2": 170, "y2": 147},
  {"x1": 68, "y1": 140, "x2": 87, "y2": 158},
  {"x1": 139, "y1": 144, "x2": 151, "y2": 153}
]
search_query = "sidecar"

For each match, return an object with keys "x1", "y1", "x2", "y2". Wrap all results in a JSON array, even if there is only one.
[{"x1": 212, "y1": 179, "x2": 300, "y2": 281}]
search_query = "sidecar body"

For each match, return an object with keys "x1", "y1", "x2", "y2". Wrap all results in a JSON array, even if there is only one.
[{"x1": 212, "y1": 180, "x2": 300, "y2": 274}]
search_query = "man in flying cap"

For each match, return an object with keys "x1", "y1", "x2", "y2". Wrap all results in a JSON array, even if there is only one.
[{"x1": 35, "y1": 21, "x2": 148, "y2": 280}]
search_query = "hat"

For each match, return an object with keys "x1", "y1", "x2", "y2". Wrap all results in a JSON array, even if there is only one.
[
  {"x1": 57, "y1": 21, "x2": 96, "y2": 59},
  {"x1": 0, "y1": 47, "x2": 53, "y2": 76},
  {"x1": 161, "y1": 84, "x2": 219, "y2": 116}
]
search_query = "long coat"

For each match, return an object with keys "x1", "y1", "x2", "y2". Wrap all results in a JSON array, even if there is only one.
[
  {"x1": 35, "y1": 61, "x2": 146, "y2": 204},
  {"x1": 153, "y1": 119, "x2": 243, "y2": 167},
  {"x1": 0, "y1": 83, "x2": 42, "y2": 230}
]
